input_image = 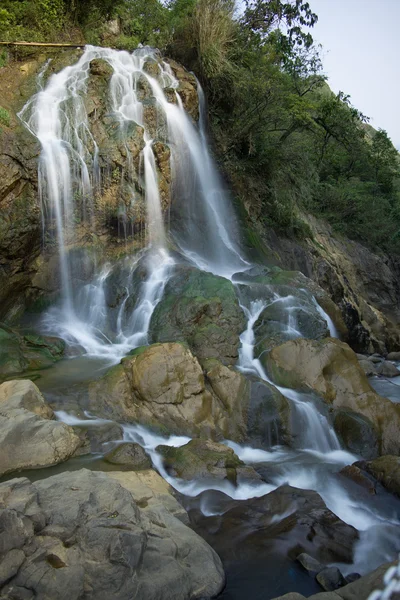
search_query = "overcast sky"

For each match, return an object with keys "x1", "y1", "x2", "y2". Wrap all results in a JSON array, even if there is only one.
[{"x1": 310, "y1": 0, "x2": 400, "y2": 149}]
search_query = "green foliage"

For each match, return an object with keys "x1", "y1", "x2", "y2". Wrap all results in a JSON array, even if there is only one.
[
  {"x1": 0, "y1": 0, "x2": 66, "y2": 41},
  {"x1": 0, "y1": 50, "x2": 8, "y2": 68},
  {"x1": 170, "y1": 0, "x2": 236, "y2": 81},
  {"x1": 0, "y1": 107, "x2": 10, "y2": 127}
]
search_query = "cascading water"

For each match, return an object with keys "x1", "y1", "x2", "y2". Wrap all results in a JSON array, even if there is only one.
[
  {"x1": 167, "y1": 82, "x2": 249, "y2": 278},
  {"x1": 237, "y1": 298, "x2": 341, "y2": 453},
  {"x1": 19, "y1": 46, "x2": 180, "y2": 359},
  {"x1": 19, "y1": 45, "x2": 249, "y2": 359}
]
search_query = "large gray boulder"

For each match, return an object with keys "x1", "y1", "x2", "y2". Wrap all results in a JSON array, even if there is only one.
[
  {"x1": 0, "y1": 380, "x2": 80, "y2": 476},
  {"x1": 0, "y1": 469, "x2": 225, "y2": 599}
]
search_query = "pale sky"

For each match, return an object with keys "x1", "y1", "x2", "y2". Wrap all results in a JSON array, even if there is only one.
[{"x1": 310, "y1": 0, "x2": 400, "y2": 148}]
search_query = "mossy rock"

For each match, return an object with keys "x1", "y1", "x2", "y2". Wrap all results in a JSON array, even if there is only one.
[
  {"x1": 365, "y1": 455, "x2": 400, "y2": 497},
  {"x1": 157, "y1": 439, "x2": 244, "y2": 483},
  {"x1": 104, "y1": 442, "x2": 152, "y2": 470},
  {"x1": 149, "y1": 265, "x2": 246, "y2": 365},
  {"x1": 0, "y1": 324, "x2": 66, "y2": 382}
]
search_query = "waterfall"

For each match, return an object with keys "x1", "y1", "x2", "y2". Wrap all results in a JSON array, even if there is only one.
[
  {"x1": 19, "y1": 45, "x2": 251, "y2": 358},
  {"x1": 167, "y1": 83, "x2": 249, "y2": 279}
]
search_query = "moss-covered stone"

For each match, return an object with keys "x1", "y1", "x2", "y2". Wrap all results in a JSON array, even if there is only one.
[
  {"x1": 365, "y1": 455, "x2": 400, "y2": 497},
  {"x1": 157, "y1": 438, "x2": 254, "y2": 484},
  {"x1": 246, "y1": 377, "x2": 293, "y2": 447},
  {"x1": 104, "y1": 442, "x2": 152, "y2": 470},
  {"x1": 0, "y1": 324, "x2": 66, "y2": 382},
  {"x1": 149, "y1": 266, "x2": 246, "y2": 365}
]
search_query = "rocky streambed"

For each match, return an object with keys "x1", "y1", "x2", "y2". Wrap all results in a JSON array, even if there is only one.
[{"x1": 1, "y1": 328, "x2": 400, "y2": 599}]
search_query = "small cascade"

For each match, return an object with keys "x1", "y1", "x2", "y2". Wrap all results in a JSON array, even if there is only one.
[
  {"x1": 312, "y1": 296, "x2": 340, "y2": 337},
  {"x1": 237, "y1": 299, "x2": 341, "y2": 454},
  {"x1": 167, "y1": 81, "x2": 249, "y2": 278},
  {"x1": 122, "y1": 423, "x2": 275, "y2": 500}
]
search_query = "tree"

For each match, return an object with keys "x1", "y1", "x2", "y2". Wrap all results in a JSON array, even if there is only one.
[{"x1": 241, "y1": 0, "x2": 318, "y2": 52}]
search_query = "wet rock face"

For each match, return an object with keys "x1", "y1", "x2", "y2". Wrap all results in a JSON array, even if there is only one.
[
  {"x1": 266, "y1": 337, "x2": 400, "y2": 455},
  {"x1": 245, "y1": 377, "x2": 293, "y2": 447},
  {"x1": 149, "y1": 265, "x2": 246, "y2": 366},
  {"x1": 235, "y1": 266, "x2": 347, "y2": 368},
  {"x1": 252, "y1": 214, "x2": 400, "y2": 355},
  {"x1": 0, "y1": 128, "x2": 41, "y2": 321},
  {"x1": 190, "y1": 484, "x2": 358, "y2": 566},
  {"x1": 0, "y1": 380, "x2": 81, "y2": 476},
  {"x1": 0, "y1": 469, "x2": 225, "y2": 600},
  {"x1": 333, "y1": 410, "x2": 379, "y2": 460}
]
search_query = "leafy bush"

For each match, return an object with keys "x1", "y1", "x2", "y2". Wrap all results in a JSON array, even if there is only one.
[{"x1": 0, "y1": 107, "x2": 10, "y2": 127}]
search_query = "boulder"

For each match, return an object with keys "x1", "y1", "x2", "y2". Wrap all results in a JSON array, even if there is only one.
[
  {"x1": 104, "y1": 442, "x2": 152, "y2": 470},
  {"x1": 368, "y1": 354, "x2": 383, "y2": 364},
  {"x1": 386, "y1": 351, "x2": 400, "y2": 361},
  {"x1": 254, "y1": 288, "x2": 330, "y2": 365},
  {"x1": 0, "y1": 380, "x2": 81, "y2": 476},
  {"x1": 316, "y1": 567, "x2": 346, "y2": 592},
  {"x1": 72, "y1": 420, "x2": 124, "y2": 455},
  {"x1": 364, "y1": 455, "x2": 400, "y2": 497},
  {"x1": 266, "y1": 338, "x2": 400, "y2": 455},
  {"x1": 358, "y1": 359, "x2": 377, "y2": 377},
  {"x1": 333, "y1": 410, "x2": 379, "y2": 459},
  {"x1": 376, "y1": 360, "x2": 400, "y2": 377},
  {"x1": 0, "y1": 325, "x2": 65, "y2": 382},
  {"x1": 270, "y1": 560, "x2": 398, "y2": 599},
  {"x1": 106, "y1": 469, "x2": 189, "y2": 524},
  {"x1": 89, "y1": 342, "x2": 247, "y2": 440},
  {"x1": 192, "y1": 485, "x2": 358, "y2": 565},
  {"x1": 297, "y1": 553, "x2": 324, "y2": 576},
  {"x1": 149, "y1": 266, "x2": 246, "y2": 366},
  {"x1": 157, "y1": 439, "x2": 261, "y2": 484},
  {"x1": 338, "y1": 465, "x2": 377, "y2": 495},
  {"x1": 0, "y1": 469, "x2": 225, "y2": 599}
]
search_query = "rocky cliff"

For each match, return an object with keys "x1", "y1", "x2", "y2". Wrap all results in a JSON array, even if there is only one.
[{"x1": 240, "y1": 205, "x2": 400, "y2": 354}]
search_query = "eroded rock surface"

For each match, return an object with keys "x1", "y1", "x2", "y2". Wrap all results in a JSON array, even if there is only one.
[{"x1": 0, "y1": 469, "x2": 225, "y2": 599}]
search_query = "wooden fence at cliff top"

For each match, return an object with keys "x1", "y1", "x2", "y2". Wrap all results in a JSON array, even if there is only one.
[{"x1": 0, "y1": 42, "x2": 84, "y2": 47}]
